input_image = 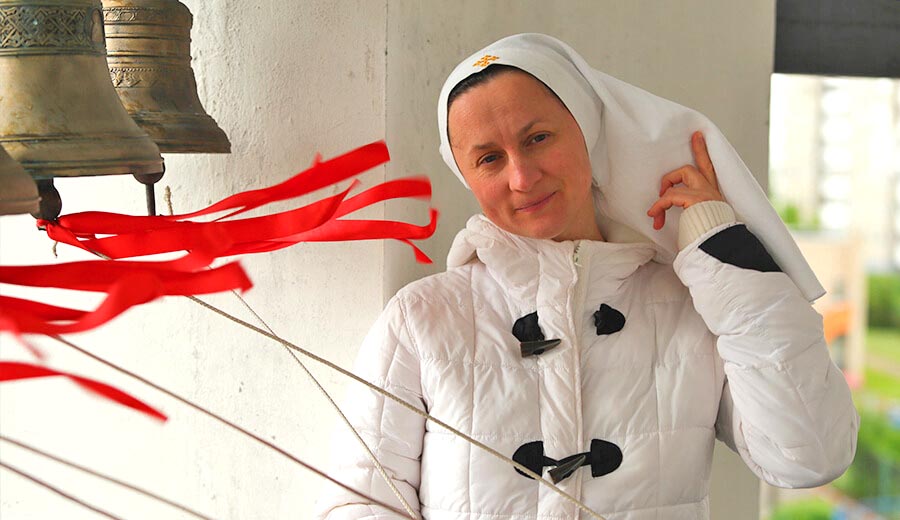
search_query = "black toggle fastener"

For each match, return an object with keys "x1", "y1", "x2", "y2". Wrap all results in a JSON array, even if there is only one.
[
  {"x1": 512, "y1": 439, "x2": 623, "y2": 483},
  {"x1": 520, "y1": 338, "x2": 561, "y2": 358},
  {"x1": 548, "y1": 454, "x2": 587, "y2": 484},
  {"x1": 513, "y1": 311, "x2": 544, "y2": 342},
  {"x1": 513, "y1": 311, "x2": 560, "y2": 358},
  {"x1": 593, "y1": 303, "x2": 625, "y2": 335}
]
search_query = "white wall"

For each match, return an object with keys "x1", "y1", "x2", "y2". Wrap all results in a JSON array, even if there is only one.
[
  {"x1": 1, "y1": 1, "x2": 773, "y2": 518},
  {"x1": 1, "y1": 1, "x2": 388, "y2": 518}
]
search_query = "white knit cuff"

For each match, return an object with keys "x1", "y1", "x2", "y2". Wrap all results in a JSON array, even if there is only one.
[{"x1": 678, "y1": 200, "x2": 736, "y2": 250}]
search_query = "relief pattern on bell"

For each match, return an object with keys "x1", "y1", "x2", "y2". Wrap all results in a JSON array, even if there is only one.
[
  {"x1": 0, "y1": 0, "x2": 164, "y2": 179},
  {"x1": 0, "y1": 2, "x2": 106, "y2": 56},
  {"x1": 102, "y1": 0, "x2": 231, "y2": 154}
]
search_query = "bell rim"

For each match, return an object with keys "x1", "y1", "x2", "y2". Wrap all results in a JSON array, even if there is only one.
[
  {"x1": 156, "y1": 142, "x2": 231, "y2": 154},
  {"x1": 0, "y1": 133, "x2": 159, "y2": 142},
  {"x1": 0, "y1": 197, "x2": 41, "y2": 216},
  {"x1": 19, "y1": 159, "x2": 164, "y2": 178},
  {"x1": 125, "y1": 115, "x2": 232, "y2": 154},
  {"x1": 0, "y1": 195, "x2": 41, "y2": 205}
]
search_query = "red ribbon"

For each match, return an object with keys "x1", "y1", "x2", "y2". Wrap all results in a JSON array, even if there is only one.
[
  {"x1": 39, "y1": 141, "x2": 437, "y2": 263},
  {"x1": 2, "y1": 141, "x2": 436, "y2": 338},
  {"x1": 0, "y1": 251, "x2": 251, "y2": 336},
  {"x1": 0, "y1": 361, "x2": 166, "y2": 421},
  {"x1": 0, "y1": 141, "x2": 435, "y2": 429}
]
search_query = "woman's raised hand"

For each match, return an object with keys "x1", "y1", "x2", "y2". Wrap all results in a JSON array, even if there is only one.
[{"x1": 647, "y1": 131, "x2": 725, "y2": 230}]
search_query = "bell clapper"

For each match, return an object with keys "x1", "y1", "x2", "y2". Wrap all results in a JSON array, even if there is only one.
[
  {"x1": 31, "y1": 179, "x2": 62, "y2": 222},
  {"x1": 134, "y1": 171, "x2": 165, "y2": 217}
]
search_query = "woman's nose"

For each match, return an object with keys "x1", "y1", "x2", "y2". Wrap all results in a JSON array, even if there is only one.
[{"x1": 508, "y1": 156, "x2": 541, "y2": 192}]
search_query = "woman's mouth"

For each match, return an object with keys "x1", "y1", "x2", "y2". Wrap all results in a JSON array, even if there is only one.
[{"x1": 516, "y1": 192, "x2": 555, "y2": 213}]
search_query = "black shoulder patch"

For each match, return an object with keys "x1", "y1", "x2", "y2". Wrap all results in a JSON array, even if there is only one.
[{"x1": 699, "y1": 224, "x2": 783, "y2": 273}]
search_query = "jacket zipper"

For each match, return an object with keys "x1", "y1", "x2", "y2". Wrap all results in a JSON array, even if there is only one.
[
  {"x1": 572, "y1": 241, "x2": 587, "y2": 340},
  {"x1": 570, "y1": 241, "x2": 588, "y2": 512}
]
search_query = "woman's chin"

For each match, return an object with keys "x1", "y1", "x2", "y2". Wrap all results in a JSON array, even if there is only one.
[{"x1": 505, "y1": 221, "x2": 568, "y2": 241}]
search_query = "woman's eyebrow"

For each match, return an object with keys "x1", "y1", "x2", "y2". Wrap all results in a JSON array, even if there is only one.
[{"x1": 464, "y1": 119, "x2": 545, "y2": 152}]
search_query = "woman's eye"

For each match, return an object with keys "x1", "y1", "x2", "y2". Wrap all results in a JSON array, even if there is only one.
[{"x1": 479, "y1": 154, "x2": 499, "y2": 165}]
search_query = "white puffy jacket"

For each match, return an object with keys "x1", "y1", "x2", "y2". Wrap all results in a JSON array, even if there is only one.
[{"x1": 316, "y1": 210, "x2": 858, "y2": 520}]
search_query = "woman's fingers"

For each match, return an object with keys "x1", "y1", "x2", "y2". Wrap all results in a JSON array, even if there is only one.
[
  {"x1": 648, "y1": 195, "x2": 674, "y2": 230},
  {"x1": 647, "y1": 186, "x2": 706, "y2": 230},
  {"x1": 649, "y1": 131, "x2": 726, "y2": 230},
  {"x1": 691, "y1": 131, "x2": 718, "y2": 186},
  {"x1": 658, "y1": 166, "x2": 702, "y2": 196}
]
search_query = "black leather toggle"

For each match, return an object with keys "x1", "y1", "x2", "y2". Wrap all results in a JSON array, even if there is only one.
[
  {"x1": 593, "y1": 304, "x2": 625, "y2": 335},
  {"x1": 512, "y1": 439, "x2": 623, "y2": 483},
  {"x1": 548, "y1": 454, "x2": 587, "y2": 483},
  {"x1": 514, "y1": 312, "x2": 561, "y2": 358},
  {"x1": 520, "y1": 339, "x2": 561, "y2": 357},
  {"x1": 513, "y1": 312, "x2": 544, "y2": 342},
  {"x1": 511, "y1": 441, "x2": 551, "y2": 478},
  {"x1": 586, "y1": 439, "x2": 624, "y2": 477}
]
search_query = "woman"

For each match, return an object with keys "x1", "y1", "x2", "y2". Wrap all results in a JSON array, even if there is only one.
[{"x1": 316, "y1": 33, "x2": 858, "y2": 520}]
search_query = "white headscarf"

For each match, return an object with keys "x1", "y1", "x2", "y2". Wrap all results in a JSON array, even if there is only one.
[{"x1": 437, "y1": 33, "x2": 824, "y2": 302}]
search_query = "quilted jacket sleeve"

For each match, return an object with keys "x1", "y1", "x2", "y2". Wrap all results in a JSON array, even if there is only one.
[
  {"x1": 314, "y1": 295, "x2": 425, "y2": 519},
  {"x1": 672, "y1": 221, "x2": 859, "y2": 489}
]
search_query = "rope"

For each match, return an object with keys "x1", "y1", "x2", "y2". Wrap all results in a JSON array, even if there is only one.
[
  {"x1": 1, "y1": 435, "x2": 214, "y2": 520},
  {"x1": 188, "y1": 296, "x2": 606, "y2": 520},
  {"x1": 50, "y1": 334, "x2": 410, "y2": 518},
  {"x1": 226, "y1": 290, "x2": 418, "y2": 519},
  {"x1": 163, "y1": 186, "x2": 173, "y2": 216},
  {"x1": 167, "y1": 186, "x2": 417, "y2": 518},
  {"x1": 54, "y1": 192, "x2": 602, "y2": 519},
  {"x1": 0, "y1": 460, "x2": 124, "y2": 520}
]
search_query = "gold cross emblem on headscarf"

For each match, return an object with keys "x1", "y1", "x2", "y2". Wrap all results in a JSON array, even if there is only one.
[{"x1": 473, "y1": 54, "x2": 500, "y2": 67}]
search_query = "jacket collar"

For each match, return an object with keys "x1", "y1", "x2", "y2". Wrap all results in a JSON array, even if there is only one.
[{"x1": 448, "y1": 215, "x2": 657, "y2": 303}]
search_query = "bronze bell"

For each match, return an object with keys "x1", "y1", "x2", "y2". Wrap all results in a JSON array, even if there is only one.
[
  {"x1": 102, "y1": 0, "x2": 230, "y2": 153},
  {"x1": 0, "y1": 0, "x2": 164, "y2": 219},
  {"x1": 0, "y1": 144, "x2": 39, "y2": 216}
]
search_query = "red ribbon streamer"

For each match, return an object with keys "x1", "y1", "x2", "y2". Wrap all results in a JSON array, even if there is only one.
[
  {"x1": 0, "y1": 361, "x2": 166, "y2": 421},
  {"x1": 38, "y1": 141, "x2": 437, "y2": 264},
  {"x1": 2, "y1": 141, "x2": 435, "y2": 338},
  {"x1": 0, "y1": 253, "x2": 251, "y2": 335},
  {"x1": 0, "y1": 141, "x2": 435, "y2": 430}
]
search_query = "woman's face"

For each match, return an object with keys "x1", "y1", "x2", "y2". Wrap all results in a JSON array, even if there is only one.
[{"x1": 448, "y1": 70, "x2": 600, "y2": 242}]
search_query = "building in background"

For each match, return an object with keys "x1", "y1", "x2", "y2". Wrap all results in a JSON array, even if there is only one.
[
  {"x1": 769, "y1": 74, "x2": 900, "y2": 272},
  {"x1": 765, "y1": 74, "x2": 900, "y2": 519}
]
